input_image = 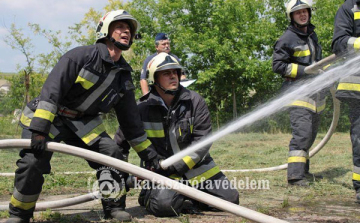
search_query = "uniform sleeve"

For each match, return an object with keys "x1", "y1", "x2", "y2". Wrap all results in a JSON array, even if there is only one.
[
  {"x1": 29, "y1": 56, "x2": 80, "y2": 134},
  {"x1": 173, "y1": 94, "x2": 212, "y2": 175},
  {"x1": 332, "y1": 4, "x2": 355, "y2": 55},
  {"x1": 272, "y1": 39, "x2": 307, "y2": 80},
  {"x1": 140, "y1": 56, "x2": 151, "y2": 80},
  {"x1": 114, "y1": 83, "x2": 158, "y2": 161}
]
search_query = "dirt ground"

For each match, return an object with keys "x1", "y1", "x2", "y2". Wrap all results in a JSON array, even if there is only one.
[{"x1": 1, "y1": 192, "x2": 360, "y2": 223}]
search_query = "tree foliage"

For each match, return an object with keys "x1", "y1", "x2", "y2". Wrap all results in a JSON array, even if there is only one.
[{"x1": 1, "y1": 0, "x2": 349, "y2": 131}]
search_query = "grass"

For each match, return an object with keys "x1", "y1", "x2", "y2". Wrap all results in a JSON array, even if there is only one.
[{"x1": 0, "y1": 132, "x2": 358, "y2": 222}]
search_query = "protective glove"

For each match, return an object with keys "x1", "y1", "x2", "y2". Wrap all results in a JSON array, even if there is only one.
[
  {"x1": 144, "y1": 154, "x2": 164, "y2": 173},
  {"x1": 162, "y1": 165, "x2": 179, "y2": 177},
  {"x1": 305, "y1": 67, "x2": 323, "y2": 75},
  {"x1": 30, "y1": 131, "x2": 47, "y2": 156}
]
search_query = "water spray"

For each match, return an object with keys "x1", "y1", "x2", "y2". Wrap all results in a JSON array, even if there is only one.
[{"x1": 160, "y1": 53, "x2": 355, "y2": 170}]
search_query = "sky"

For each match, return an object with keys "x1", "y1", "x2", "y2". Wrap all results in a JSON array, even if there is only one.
[
  {"x1": 0, "y1": 0, "x2": 111, "y2": 73},
  {"x1": 0, "y1": 0, "x2": 314, "y2": 73}
]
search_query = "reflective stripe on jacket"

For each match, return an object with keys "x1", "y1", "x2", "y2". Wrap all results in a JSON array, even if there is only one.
[
  {"x1": 273, "y1": 24, "x2": 325, "y2": 112},
  {"x1": 138, "y1": 86, "x2": 220, "y2": 184},
  {"x1": 332, "y1": 0, "x2": 360, "y2": 100}
]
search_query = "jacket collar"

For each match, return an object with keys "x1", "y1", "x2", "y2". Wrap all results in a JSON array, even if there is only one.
[
  {"x1": 96, "y1": 42, "x2": 133, "y2": 72},
  {"x1": 140, "y1": 85, "x2": 191, "y2": 107},
  {"x1": 288, "y1": 23, "x2": 316, "y2": 37}
]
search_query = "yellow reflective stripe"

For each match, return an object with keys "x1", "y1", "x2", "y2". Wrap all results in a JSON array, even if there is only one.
[
  {"x1": 133, "y1": 139, "x2": 152, "y2": 153},
  {"x1": 289, "y1": 101, "x2": 316, "y2": 112},
  {"x1": 355, "y1": 38, "x2": 360, "y2": 50},
  {"x1": 288, "y1": 157, "x2": 307, "y2": 163},
  {"x1": 179, "y1": 127, "x2": 182, "y2": 136},
  {"x1": 183, "y1": 156, "x2": 196, "y2": 169},
  {"x1": 102, "y1": 94, "x2": 109, "y2": 102},
  {"x1": 188, "y1": 166, "x2": 220, "y2": 186},
  {"x1": 169, "y1": 174, "x2": 182, "y2": 180},
  {"x1": 145, "y1": 129, "x2": 165, "y2": 138},
  {"x1": 75, "y1": 76, "x2": 95, "y2": 90},
  {"x1": 353, "y1": 172, "x2": 360, "y2": 181},
  {"x1": 290, "y1": 63, "x2": 298, "y2": 78},
  {"x1": 293, "y1": 49, "x2": 310, "y2": 57},
  {"x1": 317, "y1": 103, "x2": 326, "y2": 113},
  {"x1": 49, "y1": 133, "x2": 55, "y2": 139},
  {"x1": 323, "y1": 64, "x2": 331, "y2": 70},
  {"x1": 337, "y1": 83, "x2": 360, "y2": 92},
  {"x1": 20, "y1": 114, "x2": 31, "y2": 127},
  {"x1": 355, "y1": 12, "x2": 360, "y2": 20},
  {"x1": 82, "y1": 124, "x2": 105, "y2": 145},
  {"x1": 190, "y1": 125, "x2": 193, "y2": 134},
  {"x1": 33, "y1": 109, "x2": 55, "y2": 122},
  {"x1": 10, "y1": 195, "x2": 36, "y2": 210}
]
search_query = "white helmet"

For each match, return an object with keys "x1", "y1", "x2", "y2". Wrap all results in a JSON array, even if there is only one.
[
  {"x1": 286, "y1": 0, "x2": 312, "y2": 21},
  {"x1": 95, "y1": 10, "x2": 140, "y2": 50},
  {"x1": 146, "y1": 52, "x2": 182, "y2": 84}
]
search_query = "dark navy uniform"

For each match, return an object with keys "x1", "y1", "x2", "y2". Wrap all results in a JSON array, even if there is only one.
[
  {"x1": 126, "y1": 86, "x2": 239, "y2": 216},
  {"x1": 10, "y1": 42, "x2": 157, "y2": 219},
  {"x1": 332, "y1": 0, "x2": 360, "y2": 193},
  {"x1": 273, "y1": 24, "x2": 325, "y2": 182}
]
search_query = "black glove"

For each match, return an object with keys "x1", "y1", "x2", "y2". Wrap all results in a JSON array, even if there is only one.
[
  {"x1": 145, "y1": 154, "x2": 164, "y2": 173},
  {"x1": 30, "y1": 131, "x2": 47, "y2": 156},
  {"x1": 165, "y1": 165, "x2": 178, "y2": 176}
]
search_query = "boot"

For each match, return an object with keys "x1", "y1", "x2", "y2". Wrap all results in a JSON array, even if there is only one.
[
  {"x1": 288, "y1": 179, "x2": 310, "y2": 187},
  {"x1": 110, "y1": 208, "x2": 132, "y2": 222},
  {"x1": 104, "y1": 208, "x2": 132, "y2": 222},
  {"x1": 102, "y1": 198, "x2": 131, "y2": 222},
  {"x1": 5, "y1": 216, "x2": 30, "y2": 223},
  {"x1": 305, "y1": 172, "x2": 323, "y2": 181}
]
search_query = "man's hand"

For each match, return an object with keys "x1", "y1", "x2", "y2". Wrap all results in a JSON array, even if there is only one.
[
  {"x1": 30, "y1": 131, "x2": 47, "y2": 156},
  {"x1": 305, "y1": 67, "x2": 323, "y2": 75},
  {"x1": 145, "y1": 154, "x2": 164, "y2": 173}
]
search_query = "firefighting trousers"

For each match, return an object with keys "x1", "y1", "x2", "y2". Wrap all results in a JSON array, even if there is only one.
[
  {"x1": 9, "y1": 123, "x2": 128, "y2": 219},
  {"x1": 287, "y1": 107, "x2": 320, "y2": 181},
  {"x1": 138, "y1": 172, "x2": 239, "y2": 217},
  {"x1": 348, "y1": 101, "x2": 360, "y2": 192}
]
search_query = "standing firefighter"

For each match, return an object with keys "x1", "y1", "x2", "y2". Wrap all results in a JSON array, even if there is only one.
[
  {"x1": 6, "y1": 10, "x2": 159, "y2": 223},
  {"x1": 116, "y1": 52, "x2": 239, "y2": 217},
  {"x1": 332, "y1": 0, "x2": 360, "y2": 203},
  {"x1": 272, "y1": 0, "x2": 325, "y2": 187}
]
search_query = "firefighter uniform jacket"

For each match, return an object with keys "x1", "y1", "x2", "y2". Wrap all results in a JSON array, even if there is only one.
[
  {"x1": 138, "y1": 86, "x2": 220, "y2": 186},
  {"x1": 19, "y1": 42, "x2": 156, "y2": 161},
  {"x1": 273, "y1": 24, "x2": 326, "y2": 113},
  {"x1": 332, "y1": 0, "x2": 360, "y2": 100}
]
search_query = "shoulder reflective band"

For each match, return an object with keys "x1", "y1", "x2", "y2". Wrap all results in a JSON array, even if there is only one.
[{"x1": 75, "y1": 68, "x2": 100, "y2": 90}]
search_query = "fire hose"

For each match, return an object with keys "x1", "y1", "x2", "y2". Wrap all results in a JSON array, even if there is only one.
[
  {"x1": 222, "y1": 54, "x2": 340, "y2": 172},
  {"x1": 0, "y1": 140, "x2": 288, "y2": 223}
]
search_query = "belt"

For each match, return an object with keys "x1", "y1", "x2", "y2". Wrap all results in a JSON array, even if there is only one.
[{"x1": 58, "y1": 106, "x2": 83, "y2": 118}]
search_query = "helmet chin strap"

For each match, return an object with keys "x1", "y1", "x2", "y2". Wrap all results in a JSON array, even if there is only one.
[
  {"x1": 108, "y1": 37, "x2": 132, "y2": 51},
  {"x1": 154, "y1": 82, "x2": 179, "y2": 96}
]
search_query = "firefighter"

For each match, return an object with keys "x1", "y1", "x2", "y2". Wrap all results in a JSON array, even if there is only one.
[
  {"x1": 139, "y1": 33, "x2": 185, "y2": 95},
  {"x1": 332, "y1": 0, "x2": 360, "y2": 203},
  {"x1": 6, "y1": 10, "x2": 160, "y2": 223},
  {"x1": 116, "y1": 52, "x2": 239, "y2": 217},
  {"x1": 272, "y1": 0, "x2": 325, "y2": 187}
]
